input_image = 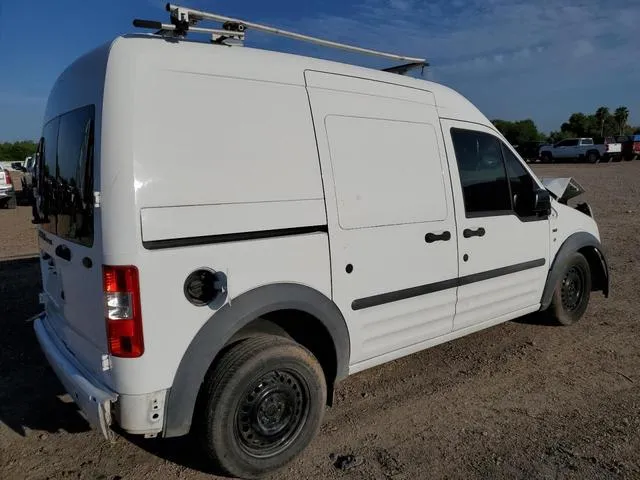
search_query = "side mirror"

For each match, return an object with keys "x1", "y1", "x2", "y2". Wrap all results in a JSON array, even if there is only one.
[
  {"x1": 514, "y1": 188, "x2": 551, "y2": 217},
  {"x1": 533, "y1": 188, "x2": 552, "y2": 216}
]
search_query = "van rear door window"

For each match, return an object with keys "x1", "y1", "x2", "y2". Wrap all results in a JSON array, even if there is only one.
[
  {"x1": 40, "y1": 117, "x2": 60, "y2": 235},
  {"x1": 38, "y1": 105, "x2": 95, "y2": 247},
  {"x1": 56, "y1": 106, "x2": 95, "y2": 247}
]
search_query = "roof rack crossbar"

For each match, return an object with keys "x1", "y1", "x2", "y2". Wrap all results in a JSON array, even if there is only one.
[{"x1": 132, "y1": 4, "x2": 427, "y2": 74}]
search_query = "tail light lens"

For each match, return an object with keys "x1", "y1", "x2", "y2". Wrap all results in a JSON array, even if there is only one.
[
  {"x1": 634, "y1": 142, "x2": 640, "y2": 153},
  {"x1": 4, "y1": 170, "x2": 12, "y2": 185},
  {"x1": 103, "y1": 265, "x2": 144, "y2": 358}
]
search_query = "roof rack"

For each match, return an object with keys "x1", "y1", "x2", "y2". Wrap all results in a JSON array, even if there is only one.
[{"x1": 132, "y1": 3, "x2": 428, "y2": 75}]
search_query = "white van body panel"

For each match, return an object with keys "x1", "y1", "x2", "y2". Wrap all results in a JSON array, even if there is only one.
[
  {"x1": 39, "y1": 43, "x2": 109, "y2": 384},
  {"x1": 34, "y1": 34, "x2": 606, "y2": 440},
  {"x1": 550, "y1": 202, "x2": 600, "y2": 259},
  {"x1": 305, "y1": 71, "x2": 459, "y2": 365},
  {"x1": 440, "y1": 119, "x2": 550, "y2": 330}
]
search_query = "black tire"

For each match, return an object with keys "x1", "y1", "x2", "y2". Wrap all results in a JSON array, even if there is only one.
[
  {"x1": 198, "y1": 335, "x2": 327, "y2": 479},
  {"x1": 586, "y1": 151, "x2": 599, "y2": 164},
  {"x1": 541, "y1": 152, "x2": 553, "y2": 163},
  {"x1": 6, "y1": 195, "x2": 17, "y2": 209},
  {"x1": 548, "y1": 252, "x2": 591, "y2": 326}
]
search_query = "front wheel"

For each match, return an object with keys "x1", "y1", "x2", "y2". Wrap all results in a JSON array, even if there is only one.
[
  {"x1": 548, "y1": 252, "x2": 592, "y2": 326},
  {"x1": 198, "y1": 335, "x2": 327, "y2": 479}
]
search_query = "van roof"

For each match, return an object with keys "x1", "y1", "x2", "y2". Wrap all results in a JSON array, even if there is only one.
[{"x1": 107, "y1": 34, "x2": 492, "y2": 127}]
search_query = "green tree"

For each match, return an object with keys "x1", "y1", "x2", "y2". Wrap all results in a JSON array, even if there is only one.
[
  {"x1": 561, "y1": 113, "x2": 592, "y2": 137},
  {"x1": 614, "y1": 106, "x2": 630, "y2": 135},
  {"x1": 0, "y1": 140, "x2": 38, "y2": 164},
  {"x1": 594, "y1": 106, "x2": 610, "y2": 137},
  {"x1": 491, "y1": 118, "x2": 545, "y2": 146}
]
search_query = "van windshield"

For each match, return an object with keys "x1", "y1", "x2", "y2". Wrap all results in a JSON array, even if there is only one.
[{"x1": 38, "y1": 105, "x2": 95, "y2": 247}]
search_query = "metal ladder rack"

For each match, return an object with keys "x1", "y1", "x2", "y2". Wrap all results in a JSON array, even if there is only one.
[{"x1": 133, "y1": 3, "x2": 428, "y2": 75}]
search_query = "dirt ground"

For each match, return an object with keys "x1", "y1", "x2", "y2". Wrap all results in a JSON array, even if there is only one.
[{"x1": 1, "y1": 162, "x2": 639, "y2": 480}]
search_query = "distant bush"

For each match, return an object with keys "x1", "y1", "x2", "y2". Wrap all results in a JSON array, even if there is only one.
[{"x1": 0, "y1": 141, "x2": 38, "y2": 164}]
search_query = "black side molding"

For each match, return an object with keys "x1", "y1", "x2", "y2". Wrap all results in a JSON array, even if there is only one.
[
  {"x1": 352, "y1": 258, "x2": 546, "y2": 311},
  {"x1": 143, "y1": 225, "x2": 328, "y2": 250}
]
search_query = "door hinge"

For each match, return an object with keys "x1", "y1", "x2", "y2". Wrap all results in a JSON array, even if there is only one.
[{"x1": 94, "y1": 191, "x2": 101, "y2": 208}]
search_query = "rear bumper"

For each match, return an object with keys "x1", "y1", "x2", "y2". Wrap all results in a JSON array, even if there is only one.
[
  {"x1": 0, "y1": 186, "x2": 14, "y2": 199},
  {"x1": 34, "y1": 314, "x2": 117, "y2": 440}
]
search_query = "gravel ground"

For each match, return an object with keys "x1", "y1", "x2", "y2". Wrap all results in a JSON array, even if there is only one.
[{"x1": 0, "y1": 162, "x2": 639, "y2": 480}]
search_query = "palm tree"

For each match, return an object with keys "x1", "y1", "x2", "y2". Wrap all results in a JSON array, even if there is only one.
[
  {"x1": 595, "y1": 107, "x2": 610, "y2": 137},
  {"x1": 614, "y1": 107, "x2": 630, "y2": 135}
]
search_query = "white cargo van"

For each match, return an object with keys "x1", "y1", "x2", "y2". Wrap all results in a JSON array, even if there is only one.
[{"x1": 33, "y1": 5, "x2": 609, "y2": 479}]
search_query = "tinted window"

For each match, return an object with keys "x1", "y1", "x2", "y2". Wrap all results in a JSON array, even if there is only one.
[
  {"x1": 39, "y1": 118, "x2": 60, "y2": 234},
  {"x1": 56, "y1": 106, "x2": 95, "y2": 247},
  {"x1": 555, "y1": 140, "x2": 568, "y2": 147},
  {"x1": 581, "y1": 138, "x2": 593, "y2": 145},
  {"x1": 501, "y1": 144, "x2": 537, "y2": 216},
  {"x1": 450, "y1": 129, "x2": 511, "y2": 216},
  {"x1": 567, "y1": 139, "x2": 580, "y2": 146},
  {"x1": 37, "y1": 106, "x2": 95, "y2": 247}
]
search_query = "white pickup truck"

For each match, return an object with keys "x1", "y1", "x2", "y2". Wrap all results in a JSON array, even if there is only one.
[{"x1": 539, "y1": 137, "x2": 622, "y2": 163}]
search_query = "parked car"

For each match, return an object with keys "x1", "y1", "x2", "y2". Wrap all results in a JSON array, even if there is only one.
[
  {"x1": 33, "y1": 13, "x2": 610, "y2": 480},
  {"x1": 539, "y1": 137, "x2": 622, "y2": 163},
  {"x1": 0, "y1": 168, "x2": 17, "y2": 209},
  {"x1": 615, "y1": 135, "x2": 640, "y2": 161},
  {"x1": 514, "y1": 141, "x2": 547, "y2": 162}
]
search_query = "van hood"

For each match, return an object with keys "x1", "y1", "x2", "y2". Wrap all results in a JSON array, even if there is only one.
[{"x1": 540, "y1": 177, "x2": 585, "y2": 203}]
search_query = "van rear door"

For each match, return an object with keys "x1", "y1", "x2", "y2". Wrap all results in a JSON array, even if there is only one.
[{"x1": 38, "y1": 105, "x2": 107, "y2": 368}]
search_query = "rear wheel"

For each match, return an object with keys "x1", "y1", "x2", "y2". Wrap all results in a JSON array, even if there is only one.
[
  {"x1": 548, "y1": 252, "x2": 591, "y2": 326},
  {"x1": 541, "y1": 152, "x2": 553, "y2": 163},
  {"x1": 586, "y1": 151, "x2": 599, "y2": 164},
  {"x1": 198, "y1": 335, "x2": 326, "y2": 479}
]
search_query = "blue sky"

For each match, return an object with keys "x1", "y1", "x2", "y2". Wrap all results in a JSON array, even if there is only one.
[{"x1": 1, "y1": 0, "x2": 639, "y2": 141}]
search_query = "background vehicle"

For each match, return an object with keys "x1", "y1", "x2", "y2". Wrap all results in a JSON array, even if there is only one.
[
  {"x1": 615, "y1": 135, "x2": 640, "y2": 161},
  {"x1": 539, "y1": 137, "x2": 621, "y2": 163},
  {"x1": 32, "y1": 6, "x2": 610, "y2": 479},
  {"x1": 0, "y1": 168, "x2": 17, "y2": 209},
  {"x1": 514, "y1": 141, "x2": 546, "y2": 162}
]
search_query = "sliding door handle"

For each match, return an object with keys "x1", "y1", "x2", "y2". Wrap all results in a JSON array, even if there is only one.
[
  {"x1": 463, "y1": 227, "x2": 486, "y2": 238},
  {"x1": 425, "y1": 231, "x2": 451, "y2": 243}
]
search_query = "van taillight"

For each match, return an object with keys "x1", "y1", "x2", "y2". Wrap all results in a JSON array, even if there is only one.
[
  {"x1": 634, "y1": 142, "x2": 640, "y2": 153},
  {"x1": 4, "y1": 170, "x2": 12, "y2": 185},
  {"x1": 103, "y1": 265, "x2": 144, "y2": 358}
]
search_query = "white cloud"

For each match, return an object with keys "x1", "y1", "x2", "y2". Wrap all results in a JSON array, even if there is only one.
[
  {"x1": 572, "y1": 39, "x2": 595, "y2": 58},
  {"x1": 269, "y1": 0, "x2": 640, "y2": 130}
]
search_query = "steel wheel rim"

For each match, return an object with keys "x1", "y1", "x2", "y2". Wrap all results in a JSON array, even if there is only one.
[
  {"x1": 561, "y1": 266, "x2": 585, "y2": 312},
  {"x1": 235, "y1": 369, "x2": 309, "y2": 458}
]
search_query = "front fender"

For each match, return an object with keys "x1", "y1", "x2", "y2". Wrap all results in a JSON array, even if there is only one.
[
  {"x1": 540, "y1": 232, "x2": 609, "y2": 310},
  {"x1": 163, "y1": 283, "x2": 350, "y2": 438}
]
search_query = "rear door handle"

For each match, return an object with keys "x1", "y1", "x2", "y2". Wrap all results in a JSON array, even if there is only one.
[
  {"x1": 463, "y1": 227, "x2": 486, "y2": 238},
  {"x1": 425, "y1": 231, "x2": 451, "y2": 243},
  {"x1": 55, "y1": 244, "x2": 72, "y2": 261}
]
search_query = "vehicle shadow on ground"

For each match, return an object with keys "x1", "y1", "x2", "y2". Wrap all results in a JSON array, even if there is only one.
[
  {"x1": 0, "y1": 257, "x2": 91, "y2": 437},
  {"x1": 122, "y1": 432, "x2": 231, "y2": 478},
  {"x1": 511, "y1": 311, "x2": 557, "y2": 326}
]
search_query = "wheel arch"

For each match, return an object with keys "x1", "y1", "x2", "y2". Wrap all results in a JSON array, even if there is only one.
[
  {"x1": 540, "y1": 232, "x2": 609, "y2": 310},
  {"x1": 162, "y1": 283, "x2": 350, "y2": 438}
]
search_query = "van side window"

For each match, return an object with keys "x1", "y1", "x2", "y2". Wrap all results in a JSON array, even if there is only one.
[
  {"x1": 450, "y1": 128, "x2": 511, "y2": 217},
  {"x1": 37, "y1": 106, "x2": 95, "y2": 246},
  {"x1": 501, "y1": 143, "x2": 536, "y2": 216},
  {"x1": 56, "y1": 106, "x2": 95, "y2": 247},
  {"x1": 40, "y1": 118, "x2": 60, "y2": 233}
]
